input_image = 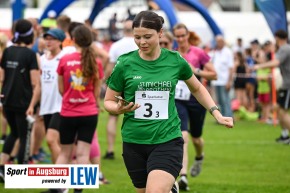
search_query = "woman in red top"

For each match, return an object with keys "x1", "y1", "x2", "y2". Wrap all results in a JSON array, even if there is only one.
[{"x1": 56, "y1": 25, "x2": 103, "y2": 170}]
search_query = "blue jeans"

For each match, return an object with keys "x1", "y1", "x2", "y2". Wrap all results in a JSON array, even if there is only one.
[{"x1": 215, "y1": 86, "x2": 233, "y2": 117}]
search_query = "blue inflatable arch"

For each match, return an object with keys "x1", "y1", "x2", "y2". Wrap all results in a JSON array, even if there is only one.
[
  {"x1": 176, "y1": 0, "x2": 222, "y2": 35},
  {"x1": 12, "y1": 0, "x2": 288, "y2": 37},
  {"x1": 37, "y1": 0, "x2": 221, "y2": 36},
  {"x1": 12, "y1": 0, "x2": 222, "y2": 35},
  {"x1": 39, "y1": 0, "x2": 76, "y2": 21},
  {"x1": 86, "y1": 0, "x2": 179, "y2": 31},
  {"x1": 11, "y1": 0, "x2": 26, "y2": 23},
  {"x1": 255, "y1": 0, "x2": 288, "y2": 35}
]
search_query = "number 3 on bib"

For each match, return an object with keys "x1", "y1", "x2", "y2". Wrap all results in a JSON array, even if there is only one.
[{"x1": 134, "y1": 91, "x2": 169, "y2": 120}]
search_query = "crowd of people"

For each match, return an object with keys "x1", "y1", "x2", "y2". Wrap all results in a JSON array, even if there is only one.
[{"x1": 0, "y1": 7, "x2": 289, "y2": 193}]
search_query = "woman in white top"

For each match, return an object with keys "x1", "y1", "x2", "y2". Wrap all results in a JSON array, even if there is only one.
[{"x1": 39, "y1": 28, "x2": 66, "y2": 164}]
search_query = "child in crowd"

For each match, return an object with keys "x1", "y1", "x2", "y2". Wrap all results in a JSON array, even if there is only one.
[{"x1": 256, "y1": 48, "x2": 271, "y2": 122}]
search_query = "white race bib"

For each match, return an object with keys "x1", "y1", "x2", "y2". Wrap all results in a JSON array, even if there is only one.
[
  {"x1": 134, "y1": 91, "x2": 169, "y2": 120},
  {"x1": 42, "y1": 69, "x2": 56, "y2": 84},
  {"x1": 175, "y1": 81, "x2": 191, "y2": 100}
]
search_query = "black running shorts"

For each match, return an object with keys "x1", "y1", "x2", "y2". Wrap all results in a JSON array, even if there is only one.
[
  {"x1": 277, "y1": 89, "x2": 290, "y2": 109},
  {"x1": 122, "y1": 137, "x2": 184, "y2": 188},
  {"x1": 43, "y1": 113, "x2": 61, "y2": 132},
  {"x1": 59, "y1": 114, "x2": 98, "y2": 144},
  {"x1": 175, "y1": 98, "x2": 206, "y2": 138}
]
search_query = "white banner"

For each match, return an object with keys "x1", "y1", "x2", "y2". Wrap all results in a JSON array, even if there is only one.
[{"x1": 5, "y1": 164, "x2": 99, "y2": 189}]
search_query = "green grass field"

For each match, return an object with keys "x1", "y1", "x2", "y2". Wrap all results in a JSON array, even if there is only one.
[{"x1": 1, "y1": 111, "x2": 290, "y2": 193}]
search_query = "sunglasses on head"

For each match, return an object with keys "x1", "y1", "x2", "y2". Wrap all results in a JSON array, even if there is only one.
[{"x1": 174, "y1": 34, "x2": 187, "y2": 39}]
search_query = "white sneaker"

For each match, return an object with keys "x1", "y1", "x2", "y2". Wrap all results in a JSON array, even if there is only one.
[
  {"x1": 170, "y1": 181, "x2": 179, "y2": 193},
  {"x1": 61, "y1": 189, "x2": 69, "y2": 193},
  {"x1": 178, "y1": 176, "x2": 189, "y2": 191},
  {"x1": 190, "y1": 159, "x2": 203, "y2": 177}
]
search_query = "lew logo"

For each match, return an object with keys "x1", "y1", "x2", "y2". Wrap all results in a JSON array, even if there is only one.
[
  {"x1": 133, "y1": 76, "x2": 142, "y2": 79},
  {"x1": 4, "y1": 164, "x2": 99, "y2": 189}
]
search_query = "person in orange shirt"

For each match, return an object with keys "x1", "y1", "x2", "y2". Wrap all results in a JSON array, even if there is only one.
[{"x1": 56, "y1": 15, "x2": 73, "y2": 48}]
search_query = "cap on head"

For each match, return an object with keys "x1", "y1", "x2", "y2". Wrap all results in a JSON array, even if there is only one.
[
  {"x1": 48, "y1": 10, "x2": 57, "y2": 18},
  {"x1": 250, "y1": 39, "x2": 259, "y2": 45},
  {"x1": 43, "y1": 28, "x2": 65, "y2": 42}
]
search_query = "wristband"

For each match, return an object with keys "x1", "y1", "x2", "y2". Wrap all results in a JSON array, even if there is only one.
[{"x1": 209, "y1": 105, "x2": 220, "y2": 115}]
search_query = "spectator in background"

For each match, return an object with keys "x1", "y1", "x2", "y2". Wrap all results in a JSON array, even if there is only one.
[
  {"x1": 56, "y1": 25, "x2": 104, "y2": 193},
  {"x1": 64, "y1": 22, "x2": 110, "y2": 187},
  {"x1": 244, "y1": 47, "x2": 256, "y2": 112},
  {"x1": 250, "y1": 39, "x2": 261, "y2": 64},
  {"x1": 232, "y1": 37, "x2": 245, "y2": 53},
  {"x1": 253, "y1": 30, "x2": 290, "y2": 144},
  {"x1": 82, "y1": 20, "x2": 110, "y2": 91},
  {"x1": 89, "y1": 27, "x2": 110, "y2": 75},
  {"x1": 91, "y1": 28, "x2": 104, "y2": 49},
  {"x1": 263, "y1": 40, "x2": 274, "y2": 61},
  {"x1": 56, "y1": 25, "x2": 103, "y2": 193},
  {"x1": 0, "y1": 19, "x2": 40, "y2": 179},
  {"x1": 41, "y1": 10, "x2": 57, "y2": 33},
  {"x1": 64, "y1": 21, "x2": 82, "y2": 54},
  {"x1": 126, "y1": 8, "x2": 136, "y2": 21},
  {"x1": 38, "y1": 28, "x2": 66, "y2": 193},
  {"x1": 26, "y1": 17, "x2": 47, "y2": 164},
  {"x1": 40, "y1": 28, "x2": 66, "y2": 164},
  {"x1": 100, "y1": 33, "x2": 113, "y2": 52},
  {"x1": 211, "y1": 35, "x2": 234, "y2": 117},
  {"x1": 233, "y1": 52, "x2": 248, "y2": 108},
  {"x1": 173, "y1": 23, "x2": 217, "y2": 191},
  {"x1": 28, "y1": 17, "x2": 45, "y2": 55},
  {"x1": 0, "y1": 32, "x2": 8, "y2": 145},
  {"x1": 159, "y1": 30, "x2": 174, "y2": 50},
  {"x1": 56, "y1": 15, "x2": 73, "y2": 48},
  {"x1": 108, "y1": 13, "x2": 119, "y2": 42},
  {"x1": 256, "y1": 46, "x2": 271, "y2": 123}
]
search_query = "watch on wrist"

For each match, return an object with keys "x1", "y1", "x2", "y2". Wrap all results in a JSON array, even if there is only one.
[{"x1": 209, "y1": 105, "x2": 220, "y2": 115}]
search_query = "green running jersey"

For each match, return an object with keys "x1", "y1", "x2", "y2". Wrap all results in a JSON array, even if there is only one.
[{"x1": 107, "y1": 48, "x2": 193, "y2": 144}]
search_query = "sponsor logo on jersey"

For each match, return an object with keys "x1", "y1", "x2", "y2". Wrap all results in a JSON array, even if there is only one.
[{"x1": 133, "y1": 76, "x2": 142, "y2": 79}]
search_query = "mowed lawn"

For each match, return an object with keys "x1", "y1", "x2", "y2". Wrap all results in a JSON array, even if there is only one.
[{"x1": 1, "y1": 110, "x2": 290, "y2": 193}]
